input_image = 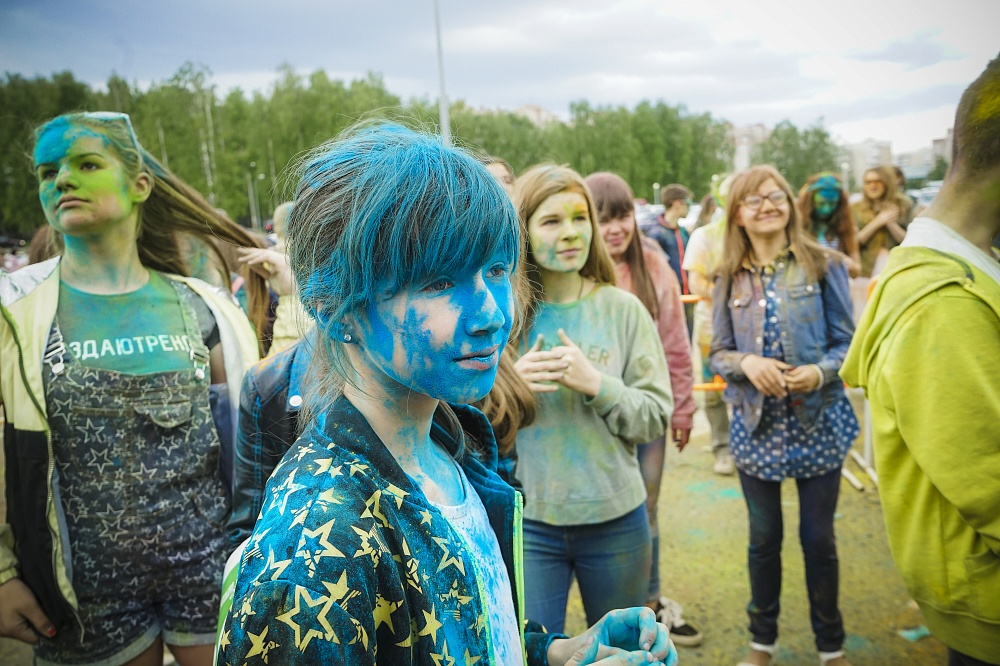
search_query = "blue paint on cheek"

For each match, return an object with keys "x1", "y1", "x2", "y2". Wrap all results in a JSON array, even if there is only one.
[{"x1": 361, "y1": 265, "x2": 513, "y2": 403}]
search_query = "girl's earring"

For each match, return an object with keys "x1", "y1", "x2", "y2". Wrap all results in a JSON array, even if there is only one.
[{"x1": 342, "y1": 333, "x2": 353, "y2": 343}]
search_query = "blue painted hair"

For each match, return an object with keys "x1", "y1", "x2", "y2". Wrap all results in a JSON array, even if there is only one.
[{"x1": 286, "y1": 122, "x2": 521, "y2": 388}]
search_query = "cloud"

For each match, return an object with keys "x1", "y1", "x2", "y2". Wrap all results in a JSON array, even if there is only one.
[{"x1": 855, "y1": 31, "x2": 963, "y2": 70}]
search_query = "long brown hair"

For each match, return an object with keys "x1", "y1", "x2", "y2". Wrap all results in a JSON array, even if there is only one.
[
  {"x1": 584, "y1": 171, "x2": 659, "y2": 319},
  {"x1": 514, "y1": 164, "x2": 616, "y2": 336},
  {"x1": 798, "y1": 172, "x2": 860, "y2": 260},
  {"x1": 720, "y1": 165, "x2": 829, "y2": 283},
  {"x1": 32, "y1": 113, "x2": 271, "y2": 355},
  {"x1": 857, "y1": 165, "x2": 906, "y2": 217}
]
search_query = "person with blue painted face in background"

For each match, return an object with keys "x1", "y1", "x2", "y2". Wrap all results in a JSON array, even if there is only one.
[
  {"x1": 710, "y1": 165, "x2": 859, "y2": 666},
  {"x1": 0, "y1": 112, "x2": 262, "y2": 666},
  {"x1": 512, "y1": 165, "x2": 674, "y2": 638},
  {"x1": 216, "y1": 124, "x2": 677, "y2": 666},
  {"x1": 798, "y1": 173, "x2": 861, "y2": 278}
]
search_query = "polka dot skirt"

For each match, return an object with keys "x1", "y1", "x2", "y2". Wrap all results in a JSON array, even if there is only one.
[{"x1": 730, "y1": 267, "x2": 860, "y2": 482}]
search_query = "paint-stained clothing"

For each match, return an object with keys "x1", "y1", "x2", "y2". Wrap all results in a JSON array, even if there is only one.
[
  {"x1": 516, "y1": 285, "x2": 673, "y2": 526},
  {"x1": 615, "y1": 248, "x2": 695, "y2": 431},
  {"x1": 0, "y1": 257, "x2": 259, "y2": 635},
  {"x1": 217, "y1": 397, "x2": 563, "y2": 665},
  {"x1": 35, "y1": 282, "x2": 229, "y2": 664},
  {"x1": 841, "y1": 218, "x2": 1000, "y2": 664}
]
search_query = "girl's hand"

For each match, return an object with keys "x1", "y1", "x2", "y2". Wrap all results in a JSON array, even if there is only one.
[
  {"x1": 673, "y1": 427, "x2": 691, "y2": 452},
  {"x1": 238, "y1": 247, "x2": 294, "y2": 296},
  {"x1": 0, "y1": 579, "x2": 55, "y2": 645},
  {"x1": 514, "y1": 334, "x2": 570, "y2": 393},
  {"x1": 739, "y1": 354, "x2": 792, "y2": 397},
  {"x1": 551, "y1": 607, "x2": 676, "y2": 666},
  {"x1": 870, "y1": 205, "x2": 900, "y2": 229},
  {"x1": 784, "y1": 364, "x2": 823, "y2": 393},
  {"x1": 552, "y1": 329, "x2": 603, "y2": 397}
]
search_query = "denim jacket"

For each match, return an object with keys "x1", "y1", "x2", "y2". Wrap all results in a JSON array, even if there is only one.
[{"x1": 710, "y1": 251, "x2": 855, "y2": 434}]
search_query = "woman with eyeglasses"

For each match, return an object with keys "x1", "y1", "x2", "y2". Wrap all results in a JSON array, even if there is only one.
[
  {"x1": 851, "y1": 165, "x2": 911, "y2": 277},
  {"x1": 0, "y1": 112, "x2": 263, "y2": 666},
  {"x1": 710, "y1": 166, "x2": 859, "y2": 666},
  {"x1": 798, "y1": 172, "x2": 861, "y2": 278}
]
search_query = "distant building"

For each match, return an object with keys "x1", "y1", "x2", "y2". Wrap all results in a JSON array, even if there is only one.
[
  {"x1": 732, "y1": 123, "x2": 770, "y2": 171},
  {"x1": 841, "y1": 139, "x2": 893, "y2": 191},
  {"x1": 895, "y1": 146, "x2": 934, "y2": 180},
  {"x1": 513, "y1": 105, "x2": 561, "y2": 128},
  {"x1": 932, "y1": 128, "x2": 954, "y2": 164}
]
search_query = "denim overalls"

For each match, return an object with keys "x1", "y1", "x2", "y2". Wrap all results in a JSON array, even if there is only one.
[{"x1": 35, "y1": 281, "x2": 229, "y2": 665}]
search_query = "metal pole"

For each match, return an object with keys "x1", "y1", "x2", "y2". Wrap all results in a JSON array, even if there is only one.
[{"x1": 433, "y1": 0, "x2": 451, "y2": 145}]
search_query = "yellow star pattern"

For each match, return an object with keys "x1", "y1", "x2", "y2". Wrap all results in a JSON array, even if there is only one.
[
  {"x1": 275, "y1": 585, "x2": 337, "y2": 651},
  {"x1": 463, "y1": 648, "x2": 482, "y2": 666},
  {"x1": 469, "y1": 614, "x2": 487, "y2": 638},
  {"x1": 245, "y1": 626, "x2": 278, "y2": 662},
  {"x1": 431, "y1": 640, "x2": 456, "y2": 666},
  {"x1": 347, "y1": 458, "x2": 370, "y2": 476},
  {"x1": 295, "y1": 518, "x2": 346, "y2": 577},
  {"x1": 352, "y1": 523, "x2": 391, "y2": 569},
  {"x1": 419, "y1": 509, "x2": 434, "y2": 525},
  {"x1": 313, "y1": 457, "x2": 343, "y2": 479},
  {"x1": 264, "y1": 548, "x2": 292, "y2": 581},
  {"x1": 433, "y1": 536, "x2": 466, "y2": 575},
  {"x1": 439, "y1": 579, "x2": 473, "y2": 607},
  {"x1": 384, "y1": 482, "x2": 409, "y2": 508},
  {"x1": 269, "y1": 468, "x2": 306, "y2": 515},
  {"x1": 373, "y1": 594, "x2": 401, "y2": 634},
  {"x1": 360, "y1": 489, "x2": 392, "y2": 529},
  {"x1": 418, "y1": 604, "x2": 444, "y2": 645}
]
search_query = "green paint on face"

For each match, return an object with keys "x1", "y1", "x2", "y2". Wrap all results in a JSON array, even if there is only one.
[
  {"x1": 527, "y1": 191, "x2": 593, "y2": 275},
  {"x1": 34, "y1": 123, "x2": 137, "y2": 238}
]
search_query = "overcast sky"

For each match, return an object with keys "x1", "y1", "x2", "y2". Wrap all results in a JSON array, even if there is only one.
[{"x1": 2, "y1": 0, "x2": 996, "y2": 154}]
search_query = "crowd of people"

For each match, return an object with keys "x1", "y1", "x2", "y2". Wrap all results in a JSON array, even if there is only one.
[{"x1": 0, "y1": 55, "x2": 997, "y2": 666}]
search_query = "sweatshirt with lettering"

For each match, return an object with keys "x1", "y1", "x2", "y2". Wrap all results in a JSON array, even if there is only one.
[{"x1": 515, "y1": 285, "x2": 673, "y2": 526}]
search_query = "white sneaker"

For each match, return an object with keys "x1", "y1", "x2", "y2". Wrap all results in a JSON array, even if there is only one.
[
  {"x1": 713, "y1": 452, "x2": 735, "y2": 476},
  {"x1": 655, "y1": 597, "x2": 703, "y2": 647}
]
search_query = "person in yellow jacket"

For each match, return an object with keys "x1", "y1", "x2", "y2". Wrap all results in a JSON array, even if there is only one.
[
  {"x1": 842, "y1": 55, "x2": 1000, "y2": 666},
  {"x1": 0, "y1": 112, "x2": 259, "y2": 666}
]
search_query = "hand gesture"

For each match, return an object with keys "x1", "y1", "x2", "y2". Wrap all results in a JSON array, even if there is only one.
[
  {"x1": 0, "y1": 579, "x2": 55, "y2": 645},
  {"x1": 672, "y1": 427, "x2": 691, "y2": 452},
  {"x1": 238, "y1": 247, "x2": 294, "y2": 296},
  {"x1": 553, "y1": 607, "x2": 677, "y2": 666},
  {"x1": 870, "y1": 205, "x2": 900, "y2": 229},
  {"x1": 514, "y1": 334, "x2": 569, "y2": 393},
  {"x1": 784, "y1": 365, "x2": 822, "y2": 393},
  {"x1": 551, "y1": 329, "x2": 603, "y2": 397},
  {"x1": 739, "y1": 354, "x2": 792, "y2": 397}
]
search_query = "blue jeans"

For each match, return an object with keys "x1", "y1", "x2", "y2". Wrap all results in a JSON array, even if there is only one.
[
  {"x1": 738, "y1": 468, "x2": 845, "y2": 652},
  {"x1": 523, "y1": 504, "x2": 651, "y2": 634}
]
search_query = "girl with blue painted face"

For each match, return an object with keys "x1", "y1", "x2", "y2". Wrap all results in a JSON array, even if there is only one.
[
  {"x1": 512, "y1": 165, "x2": 674, "y2": 636},
  {"x1": 710, "y1": 165, "x2": 859, "y2": 666},
  {"x1": 797, "y1": 172, "x2": 861, "y2": 278},
  {"x1": 216, "y1": 125, "x2": 675, "y2": 666},
  {"x1": 0, "y1": 113, "x2": 262, "y2": 666}
]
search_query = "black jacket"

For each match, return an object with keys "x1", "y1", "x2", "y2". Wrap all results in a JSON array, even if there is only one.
[{"x1": 224, "y1": 338, "x2": 312, "y2": 549}]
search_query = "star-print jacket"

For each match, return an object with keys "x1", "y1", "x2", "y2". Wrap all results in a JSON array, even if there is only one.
[
  {"x1": 217, "y1": 396, "x2": 562, "y2": 665},
  {"x1": 0, "y1": 257, "x2": 259, "y2": 631}
]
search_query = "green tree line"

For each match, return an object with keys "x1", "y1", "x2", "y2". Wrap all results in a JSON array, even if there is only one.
[{"x1": 1, "y1": 63, "x2": 837, "y2": 239}]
